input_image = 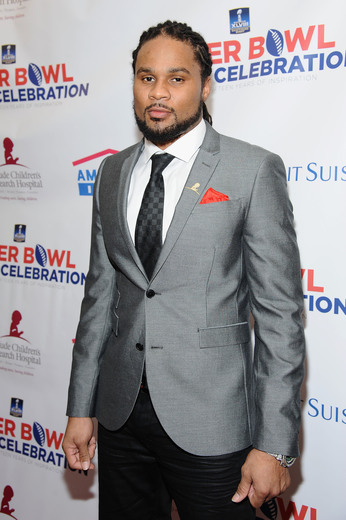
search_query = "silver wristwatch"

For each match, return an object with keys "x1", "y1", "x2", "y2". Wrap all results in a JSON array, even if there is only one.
[{"x1": 268, "y1": 453, "x2": 296, "y2": 468}]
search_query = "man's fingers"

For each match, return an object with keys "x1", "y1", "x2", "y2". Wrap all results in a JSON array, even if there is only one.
[
  {"x1": 79, "y1": 441, "x2": 92, "y2": 470},
  {"x1": 248, "y1": 487, "x2": 269, "y2": 508},
  {"x1": 64, "y1": 443, "x2": 96, "y2": 471},
  {"x1": 232, "y1": 474, "x2": 251, "y2": 503},
  {"x1": 232, "y1": 449, "x2": 292, "y2": 507},
  {"x1": 62, "y1": 417, "x2": 96, "y2": 471},
  {"x1": 81, "y1": 436, "x2": 97, "y2": 470}
]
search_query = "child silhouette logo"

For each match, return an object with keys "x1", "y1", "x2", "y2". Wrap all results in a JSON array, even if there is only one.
[
  {"x1": 3, "y1": 138, "x2": 18, "y2": 165},
  {"x1": 0, "y1": 485, "x2": 18, "y2": 519},
  {"x1": 0, "y1": 311, "x2": 29, "y2": 343},
  {"x1": 10, "y1": 310, "x2": 23, "y2": 338},
  {"x1": 1, "y1": 138, "x2": 27, "y2": 167}
]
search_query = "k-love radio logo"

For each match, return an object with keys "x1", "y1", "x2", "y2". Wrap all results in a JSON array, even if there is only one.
[
  {"x1": 209, "y1": 12, "x2": 344, "y2": 84},
  {"x1": 0, "y1": 44, "x2": 89, "y2": 104},
  {"x1": 301, "y1": 269, "x2": 345, "y2": 316},
  {"x1": 0, "y1": 227, "x2": 86, "y2": 285},
  {"x1": 73, "y1": 149, "x2": 117, "y2": 196}
]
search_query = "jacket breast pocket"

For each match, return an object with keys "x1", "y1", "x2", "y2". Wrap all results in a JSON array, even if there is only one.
[
  {"x1": 189, "y1": 199, "x2": 245, "y2": 244},
  {"x1": 198, "y1": 322, "x2": 250, "y2": 348},
  {"x1": 192, "y1": 198, "x2": 244, "y2": 216}
]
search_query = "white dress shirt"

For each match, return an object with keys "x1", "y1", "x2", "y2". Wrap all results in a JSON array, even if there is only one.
[{"x1": 127, "y1": 119, "x2": 206, "y2": 243}]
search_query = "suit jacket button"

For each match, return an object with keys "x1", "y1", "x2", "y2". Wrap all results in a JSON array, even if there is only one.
[
  {"x1": 146, "y1": 289, "x2": 155, "y2": 298},
  {"x1": 136, "y1": 343, "x2": 143, "y2": 351}
]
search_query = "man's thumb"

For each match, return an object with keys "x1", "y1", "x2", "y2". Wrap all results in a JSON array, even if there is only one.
[
  {"x1": 79, "y1": 444, "x2": 90, "y2": 471},
  {"x1": 232, "y1": 476, "x2": 251, "y2": 503}
]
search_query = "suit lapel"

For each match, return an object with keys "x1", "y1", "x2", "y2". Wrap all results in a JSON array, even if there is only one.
[
  {"x1": 152, "y1": 124, "x2": 220, "y2": 279},
  {"x1": 113, "y1": 143, "x2": 150, "y2": 282},
  {"x1": 109, "y1": 125, "x2": 221, "y2": 283}
]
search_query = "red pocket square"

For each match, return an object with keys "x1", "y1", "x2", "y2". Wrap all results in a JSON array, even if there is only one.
[{"x1": 200, "y1": 187, "x2": 229, "y2": 204}]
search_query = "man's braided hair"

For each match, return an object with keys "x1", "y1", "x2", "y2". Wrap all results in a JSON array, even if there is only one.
[{"x1": 132, "y1": 20, "x2": 213, "y2": 125}]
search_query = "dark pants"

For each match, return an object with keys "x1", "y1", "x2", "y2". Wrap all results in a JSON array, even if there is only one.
[{"x1": 98, "y1": 388, "x2": 255, "y2": 520}]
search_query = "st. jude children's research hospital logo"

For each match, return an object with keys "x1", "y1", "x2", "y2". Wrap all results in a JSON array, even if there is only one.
[
  {"x1": 0, "y1": 137, "x2": 43, "y2": 200},
  {"x1": 209, "y1": 12, "x2": 344, "y2": 83},
  {"x1": 0, "y1": 309, "x2": 41, "y2": 376},
  {"x1": 0, "y1": 47, "x2": 89, "y2": 104}
]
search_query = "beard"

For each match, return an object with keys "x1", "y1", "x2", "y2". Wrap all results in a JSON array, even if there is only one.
[{"x1": 134, "y1": 101, "x2": 203, "y2": 146}]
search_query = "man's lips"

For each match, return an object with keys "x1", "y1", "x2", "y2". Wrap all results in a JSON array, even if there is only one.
[{"x1": 146, "y1": 106, "x2": 173, "y2": 119}]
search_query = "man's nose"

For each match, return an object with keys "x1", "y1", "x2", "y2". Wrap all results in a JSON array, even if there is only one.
[{"x1": 149, "y1": 79, "x2": 170, "y2": 100}]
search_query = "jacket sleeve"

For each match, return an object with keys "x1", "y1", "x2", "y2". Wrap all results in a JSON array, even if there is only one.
[
  {"x1": 66, "y1": 158, "x2": 117, "y2": 417},
  {"x1": 242, "y1": 152, "x2": 305, "y2": 457}
]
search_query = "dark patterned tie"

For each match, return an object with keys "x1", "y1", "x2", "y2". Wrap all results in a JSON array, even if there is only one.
[{"x1": 135, "y1": 153, "x2": 174, "y2": 279}]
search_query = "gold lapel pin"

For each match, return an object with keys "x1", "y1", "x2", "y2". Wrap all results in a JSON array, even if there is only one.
[{"x1": 185, "y1": 182, "x2": 201, "y2": 195}]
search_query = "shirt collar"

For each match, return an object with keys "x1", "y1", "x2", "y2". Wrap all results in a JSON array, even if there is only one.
[{"x1": 142, "y1": 119, "x2": 206, "y2": 164}]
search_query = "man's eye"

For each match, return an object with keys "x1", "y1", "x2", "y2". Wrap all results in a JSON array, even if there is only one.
[
  {"x1": 143, "y1": 76, "x2": 154, "y2": 82},
  {"x1": 172, "y1": 77, "x2": 183, "y2": 83}
]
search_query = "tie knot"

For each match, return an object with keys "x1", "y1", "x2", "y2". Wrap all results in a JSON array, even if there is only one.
[{"x1": 150, "y1": 153, "x2": 174, "y2": 178}]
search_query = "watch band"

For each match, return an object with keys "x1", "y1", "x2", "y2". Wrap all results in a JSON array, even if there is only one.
[{"x1": 268, "y1": 453, "x2": 296, "y2": 468}]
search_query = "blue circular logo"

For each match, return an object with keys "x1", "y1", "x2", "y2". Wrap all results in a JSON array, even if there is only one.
[
  {"x1": 266, "y1": 29, "x2": 284, "y2": 57},
  {"x1": 33, "y1": 421, "x2": 46, "y2": 447},
  {"x1": 35, "y1": 244, "x2": 47, "y2": 267},
  {"x1": 28, "y1": 63, "x2": 43, "y2": 86}
]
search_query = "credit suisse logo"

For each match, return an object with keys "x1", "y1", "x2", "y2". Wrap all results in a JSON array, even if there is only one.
[
  {"x1": 0, "y1": 47, "x2": 89, "y2": 105},
  {"x1": 209, "y1": 14, "x2": 344, "y2": 84},
  {"x1": 307, "y1": 397, "x2": 346, "y2": 425},
  {"x1": 287, "y1": 161, "x2": 346, "y2": 183}
]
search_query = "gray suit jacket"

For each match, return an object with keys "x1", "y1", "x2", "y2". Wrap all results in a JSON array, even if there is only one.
[{"x1": 67, "y1": 123, "x2": 305, "y2": 457}]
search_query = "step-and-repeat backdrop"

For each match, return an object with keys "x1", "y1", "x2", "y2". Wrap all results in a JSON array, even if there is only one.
[{"x1": 0, "y1": 1, "x2": 345, "y2": 519}]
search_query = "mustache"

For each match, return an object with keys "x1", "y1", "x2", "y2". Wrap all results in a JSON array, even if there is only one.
[{"x1": 144, "y1": 103, "x2": 175, "y2": 114}]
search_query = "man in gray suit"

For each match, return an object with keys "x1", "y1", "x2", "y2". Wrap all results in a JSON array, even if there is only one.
[{"x1": 63, "y1": 20, "x2": 305, "y2": 520}]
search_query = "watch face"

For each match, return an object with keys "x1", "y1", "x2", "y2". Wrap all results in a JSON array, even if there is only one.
[
  {"x1": 268, "y1": 453, "x2": 296, "y2": 467},
  {"x1": 284, "y1": 456, "x2": 296, "y2": 467},
  {"x1": 269, "y1": 453, "x2": 296, "y2": 467}
]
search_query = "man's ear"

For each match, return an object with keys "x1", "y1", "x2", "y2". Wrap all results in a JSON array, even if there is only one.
[{"x1": 202, "y1": 76, "x2": 211, "y2": 102}]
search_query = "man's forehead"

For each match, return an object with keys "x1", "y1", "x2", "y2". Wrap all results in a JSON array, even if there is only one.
[{"x1": 135, "y1": 36, "x2": 198, "y2": 71}]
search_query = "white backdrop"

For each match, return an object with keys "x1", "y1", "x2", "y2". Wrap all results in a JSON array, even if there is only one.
[{"x1": 0, "y1": 1, "x2": 345, "y2": 519}]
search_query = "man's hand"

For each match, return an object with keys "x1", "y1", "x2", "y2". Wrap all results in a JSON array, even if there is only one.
[
  {"x1": 232, "y1": 448, "x2": 291, "y2": 508},
  {"x1": 62, "y1": 417, "x2": 96, "y2": 471}
]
